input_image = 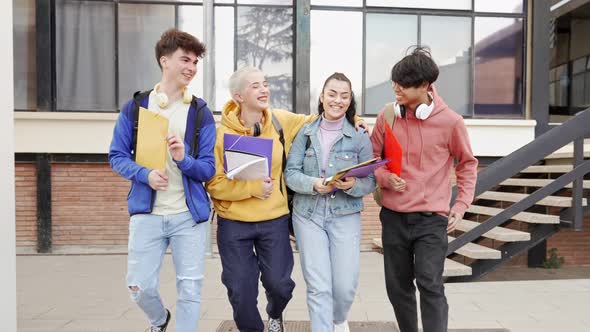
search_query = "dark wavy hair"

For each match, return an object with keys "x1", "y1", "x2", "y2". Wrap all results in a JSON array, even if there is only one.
[
  {"x1": 390, "y1": 46, "x2": 439, "y2": 88},
  {"x1": 318, "y1": 72, "x2": 356, "y2": 126}
]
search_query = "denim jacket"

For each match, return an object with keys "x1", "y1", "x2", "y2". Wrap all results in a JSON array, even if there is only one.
[{"x1": 285, "y1": 117, "x2": 376, "y2": 219}]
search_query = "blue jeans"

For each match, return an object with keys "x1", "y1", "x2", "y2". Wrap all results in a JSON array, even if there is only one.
[
  {"x1": 217, "y1": 214, "x2": 296, "y2": 332},
  {"x1": 126, "y1": 211, "x2": 207, "y2": 332},
  {"x1": 293, "y1": 196, "x2": 361, "y2": 332}
]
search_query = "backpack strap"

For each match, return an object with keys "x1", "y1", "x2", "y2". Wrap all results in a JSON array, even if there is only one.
[
  {"x1": 189, "y1": 96, "x2": 205, "y2": 159},
  {"x1": 270, "y1": 113, "x2": 287, "y2": 196},
  {"x1": 383, "y1": 102, "x2": 396, "y2": 129},
  {"x1": 381, "y1": 103, "x2": 396, "y2": 159},
  {"x1": 131, "y1": 90, "x2": 153, "y2": 160}
]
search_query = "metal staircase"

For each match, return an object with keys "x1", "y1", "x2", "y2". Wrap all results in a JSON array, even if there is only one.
[{"x1": 373, "y1": 108, "x2": 590, "y2": 281}]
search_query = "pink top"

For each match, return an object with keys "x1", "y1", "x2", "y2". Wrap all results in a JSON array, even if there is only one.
[
  {"x1": 370, "y1": 86, "x2": 478, "y2": 216},
  {"x1": 319, "y1": 114, "x2": 344, "y2": 176}
]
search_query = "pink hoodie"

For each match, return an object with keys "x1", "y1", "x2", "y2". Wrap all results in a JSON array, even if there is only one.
[{"x1": 370, "y1": 87, "x2": 478, "y2": 216}]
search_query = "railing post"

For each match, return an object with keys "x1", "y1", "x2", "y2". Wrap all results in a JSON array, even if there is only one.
[{"x1": 572, "y1": 137, "x2": 584, "y2": 231}]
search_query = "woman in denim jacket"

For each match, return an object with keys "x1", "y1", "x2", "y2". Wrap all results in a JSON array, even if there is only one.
[{"x1": 285, "y1": 73, "x2": 376, "y2": 332}]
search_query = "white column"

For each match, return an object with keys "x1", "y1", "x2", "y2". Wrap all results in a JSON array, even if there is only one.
[
  {"x1": 0, "y1": 0, "x2": 17, "y2": 330},
  {"x1": 203, "y1": 0, "x2": 215, "y2": 256}
]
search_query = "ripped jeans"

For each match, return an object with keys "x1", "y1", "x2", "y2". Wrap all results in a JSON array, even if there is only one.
[{"x1": 127, "y1": 211, "x2": 207, "y2": 332}]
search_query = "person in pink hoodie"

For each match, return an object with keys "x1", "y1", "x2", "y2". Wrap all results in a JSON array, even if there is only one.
[{"x1": 370, "y1": 47, "x2": 478, "y2": 332}]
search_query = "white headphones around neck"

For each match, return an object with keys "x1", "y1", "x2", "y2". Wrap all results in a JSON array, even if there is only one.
[
  {"x1": 393, "y1": 91, "x2": 435, "y2": 120},
  {"x1": 153, "y1": 83, "x2": 192, "y2": 108}
]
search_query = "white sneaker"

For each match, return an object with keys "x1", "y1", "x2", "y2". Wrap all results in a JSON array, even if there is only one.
[{"x1": 334, "y1": 320, "x2": 350, "y2": 332}]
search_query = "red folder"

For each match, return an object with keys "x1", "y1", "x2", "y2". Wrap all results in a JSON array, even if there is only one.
[{"x1": 383, "y1": 124, "x2": 402, "y2": 176}]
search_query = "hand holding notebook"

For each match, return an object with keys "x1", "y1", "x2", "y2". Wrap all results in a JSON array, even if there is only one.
[
  {"x1": 135, "y1": 107, "x2": 168, "y2": 173},
  {"x1": 323, "y1": 158, "x2": 389, "y2": 185},
  {"x1": 223, "y1": 133, "x2": 273, "y2": 180}
]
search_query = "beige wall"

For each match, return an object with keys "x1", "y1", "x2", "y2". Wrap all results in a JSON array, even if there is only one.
[
  {"x1": 15, "y1": 113, "x2": 536, "y2": 157},
  {"x1": 2, "y1": 0, "x2": 17, "y2": 329}
]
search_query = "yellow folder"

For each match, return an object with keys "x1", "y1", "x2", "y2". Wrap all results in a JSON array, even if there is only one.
[{"x1": 136, "y1": 107, "x2": 169, "y2": 173}]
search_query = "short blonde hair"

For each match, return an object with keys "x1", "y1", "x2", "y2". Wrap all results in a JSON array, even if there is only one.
[{"x1": 228, "y1": 66, "x2": 264, "y2": 101}]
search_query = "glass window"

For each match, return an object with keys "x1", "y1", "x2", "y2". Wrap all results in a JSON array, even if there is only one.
[
  {"x1": 215, "y1": 0, "x2": 234, "y2": 3},
  {"x1": 571, "y1": 74, "x2": 585, "y2": 107},
  {"x1": 421, "y1": 15, "x2": 471, "y2": 116},
  {"x1": 238, "y1": 0, "x2": 292, "y2": 5},
  {"x1": 312, "y1": 0, "x2": 362, "y2": 7},
  {"x1": 558, "y1": 66, "x2": 568, "y2": 107},
  {"x1": 474, "y1": 17, "x2": 524, "y2": 118},
  {"x1": 367, "y1": 0, "x2": 471, "y2": 10},
  {"x1": 237, "y1": 6, "x2": 293, "y2": 111},
  {"x1": 118, "y1": 4, "x2": 175, "y2": 108},
  {"x1": 178, "y1": 6, "x2": 204, "y2": 98},
  {"x1": 215, "y1": 6, "x2": 235, "y2": 111},
  {"x1": 585, "y1": 72, "x2": 590, "y2": 106},
  {"x1": 56, "y1": 0, "x2": 116, "y2": 111},
  {"x1": 13, "y1": 0, "x2": 36, "y2": 110},
  {"x1": 311, "y1": 10, "x2": 363, "y2": 114},
  {"x1": 549, "y1": 82, "x2": 555, "y2": 106},
  {"x1": 475, "y1": 0, "x2": 523, "y2": 13},
  {"x1": 364, "y1": 13, "x2": 417, "y2": 115},
  {"x1": 572, "y1": 57, "x2": 587, "y2": 75}
]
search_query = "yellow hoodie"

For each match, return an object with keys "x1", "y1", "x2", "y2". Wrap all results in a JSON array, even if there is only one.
[{"x1": 206, "y1": 100, "x2": 316, "y2": 222}]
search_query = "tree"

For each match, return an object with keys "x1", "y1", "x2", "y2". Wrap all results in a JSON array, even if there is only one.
[{"x1": 237, "y1": 7, "x2": 293, "y2": 111}]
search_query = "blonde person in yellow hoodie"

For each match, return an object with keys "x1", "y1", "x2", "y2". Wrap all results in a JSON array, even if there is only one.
[{"x1": 206, "y1": 67, "x2": 365, "y2": 332}]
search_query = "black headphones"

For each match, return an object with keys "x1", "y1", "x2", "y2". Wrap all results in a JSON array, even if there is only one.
[{"x1": 252, "y1": 122, "x2": 261, "y2": 137}]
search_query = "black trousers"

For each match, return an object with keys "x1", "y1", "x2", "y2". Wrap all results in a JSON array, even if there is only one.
[{"x1": 380, "y1": 207, "x2": 449, "y2": 332}]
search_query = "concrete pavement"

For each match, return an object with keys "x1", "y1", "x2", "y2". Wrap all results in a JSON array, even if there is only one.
[{"x1": 16, "y1": 252, "x2": 590, "y2": 332}]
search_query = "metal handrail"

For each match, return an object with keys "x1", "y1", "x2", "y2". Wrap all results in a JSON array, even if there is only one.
[{"x1": 448, "y1": 108, "x2": 590, "y2": 255}]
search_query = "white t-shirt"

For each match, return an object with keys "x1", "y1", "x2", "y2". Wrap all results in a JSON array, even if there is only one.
[{"x1": 148, "y1": 91, "x2": 190, "y2": 215}]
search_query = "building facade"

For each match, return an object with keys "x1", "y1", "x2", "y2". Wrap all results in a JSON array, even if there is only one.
[{"x1": 12, "y1": 0, "x2": 590, "y2": 266}]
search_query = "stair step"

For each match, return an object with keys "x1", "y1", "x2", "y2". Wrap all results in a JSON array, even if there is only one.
[
  {"x1": 456, "y1": 219, "x2": 531, "y2": 242},
  {"x1": 520, "y1": 165, "x2": 573, "y2": 173},
  {"x1": 500, "y1": 178, "x2": 590, "y2": 189},
  {"x1": 443, "y1": 258, "x2": 473, "y2": 277},
  {"x1": 545, "y1": 143, "x2": 590, "y2": 159},
  {"x1": 448, "y1": 236, "x2": 502, "y2": 259},
  {"x1": 371, "y1": 238, "x2": 472, "y2": 277},
  {"x1": 467, "y1": 204, "x2": 560, "y2": 224},
  {"x1": 476, "y1": 191, "x2": 587, "y2": 208}
]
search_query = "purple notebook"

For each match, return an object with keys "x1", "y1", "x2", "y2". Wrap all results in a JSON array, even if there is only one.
[
  {"x1": 223, "y1": 133, "x2": 273, "y2": 176},
  {"x1": 324, "y1": 158, "x2": 389, "y2": 185}
]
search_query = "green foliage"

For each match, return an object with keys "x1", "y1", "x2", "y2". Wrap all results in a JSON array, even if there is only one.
[{"x1": 543, "y1": 247, "x2": 565, "y2": 269}]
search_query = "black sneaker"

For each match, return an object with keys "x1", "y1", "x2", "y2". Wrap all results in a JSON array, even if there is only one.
[
  {"x1": 150, "y1": 309, "x2": 171, "y2": 332},
  {"x1": 268, "y1": 315, "x2": 285, "y2": 332}
]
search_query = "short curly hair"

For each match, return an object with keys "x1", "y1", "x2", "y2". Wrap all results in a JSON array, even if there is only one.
[{"x1": 155, "y1": 28, "x2": 206, "y2": 69}]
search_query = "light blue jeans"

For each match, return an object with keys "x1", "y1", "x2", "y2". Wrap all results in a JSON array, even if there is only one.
[
  {"x1": 293, "y1": 196, "x2": 361, "y2": 332},
  {"x1": 127, "y1": 211, "x2": 207, "y2": 332}
]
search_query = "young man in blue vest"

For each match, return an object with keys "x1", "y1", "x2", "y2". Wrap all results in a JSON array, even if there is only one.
[{"x1": 109, "y1": 28, "x2": 216, "y2": 332}]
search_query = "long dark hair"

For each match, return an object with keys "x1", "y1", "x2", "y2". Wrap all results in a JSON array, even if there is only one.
[{"x1": 318, "y1": 72, "x2": 356, "y2": 126}]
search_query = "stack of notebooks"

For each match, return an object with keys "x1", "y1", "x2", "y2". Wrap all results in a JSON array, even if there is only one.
[{"x1": 223, "y1": 133, "x2": 273, "y2": 180}]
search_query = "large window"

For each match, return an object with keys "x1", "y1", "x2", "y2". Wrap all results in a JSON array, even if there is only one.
[
  {"x1": 312, "y1": 1, "x2": 525, "y2": 118},
  {"x1": 56, "y1": 0, "x2": 116, "y2": 112},
  {"x1": 14, "y1": 0, "x2": 526, "y2": 118},
  {"x1": 237, "y1": 6, "x2": 293, "y2": 111},
  {"x1": 311, "y1": 10, "x2": 363, "y2": 114},
  {"x1": 474, "y1": 17, "x2": 524, "y2": 118},
  {"x1": 13, "y1": 0, "x2": 36, "y2": 110}
]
